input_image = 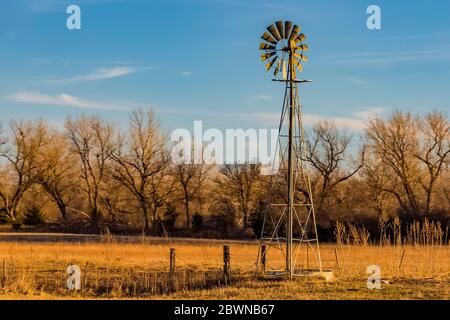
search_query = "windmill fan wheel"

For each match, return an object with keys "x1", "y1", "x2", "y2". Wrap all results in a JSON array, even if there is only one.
[{"x1": 259, "y1": 20, "x2": 309, "y2": 78}]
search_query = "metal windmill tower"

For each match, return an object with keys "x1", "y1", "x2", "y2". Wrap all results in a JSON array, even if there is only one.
[{"x1": 256, "y1": 21, "x2": 324, "y2": 279}]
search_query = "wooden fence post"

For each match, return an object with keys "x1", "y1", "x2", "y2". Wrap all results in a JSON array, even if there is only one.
[
  {"x1": 223, "y1": 245, "x2": 231, "y2": 283},
  {"x1": 261, "y1": 244, "x2": 267, "y2": 274},
  {"x1": 1, "y1": 259, "x2": 5, "y2": 288},
  {"x1": 169, "y1": 248, "x2": 176, "y2": 275},
  {"x1": 169, "y1": 248, "x2": 176, "y2": 291}
]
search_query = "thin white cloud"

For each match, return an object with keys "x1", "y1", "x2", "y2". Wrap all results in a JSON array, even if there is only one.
[
  {"x1": 249, "y1": 107, "x2": 385, "y2": 131},
  {"x1": 302, "y1": 114, "x2": 366, "y2": 131},
  {"x1": 42, "y1": 67, "x2": 136, "y2": 84},
  {"x1": 253, "y1": 94, "x2": 272, "y2": 101},
  {"x1": 6, "y1": 91, "x2": 131, "y2": 111},
  {"x1": 104, "y1": 60, "x2": 137, "y2": 66},
  {"x1": 262, "y1": 3, "x2": 296, "y2": 11},
  {"x1": 344, "y1": 78, "x2": 368, "y2": 85},
  {"x1": 181, "y1": 71, "x2": 192, "y2": 76},
  {"x1": 354, "y1": 107, "x2": 385, "y2": 119},
  {"x1": 322, "y1": 50, "x2": 450, "y2": 65}
]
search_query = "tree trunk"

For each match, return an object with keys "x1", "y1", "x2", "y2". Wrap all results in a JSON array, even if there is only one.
[
  {"x1": 243, "y1": 205, "x2": 248, "y2": 230},
  {"x1": 185, "y1": 199, "x2": 191, "y2": 229},
  {"x1": 91, "y1": 205, "x2": 102, "y2": 231},
  {"x1": 54, "y1": 196, "x2": 68, "y2": 220},
  {"x1": 139, "y1": 200, "x2": 150, "y2": 232}
]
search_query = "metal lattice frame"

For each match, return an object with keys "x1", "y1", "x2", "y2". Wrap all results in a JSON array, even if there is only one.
[{"x1": 256, "y1": 21, "x2": 322, "y2": 278}]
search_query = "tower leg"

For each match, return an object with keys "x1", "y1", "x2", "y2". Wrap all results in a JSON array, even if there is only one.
[{"x1": 286, "y1": 53, "x2": 297, "y2": 278}]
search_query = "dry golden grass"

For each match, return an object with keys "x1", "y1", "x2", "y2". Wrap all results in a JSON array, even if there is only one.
[{"x1": 0, "y1": 239, "x2": 448, "y2": 300}]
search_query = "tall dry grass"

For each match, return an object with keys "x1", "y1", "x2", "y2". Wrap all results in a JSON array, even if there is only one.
[
  {"x1": 334, "y1": 218, "x2": 449, "y2": 246},
  {"x1": 0, "y1": 239, "x2": 448, "y2": 299}
]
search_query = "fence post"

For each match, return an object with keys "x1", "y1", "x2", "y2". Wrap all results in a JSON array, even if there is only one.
[
  {"x1": 169, "y1": 248, "x2": 176, "y2": 291},
  {"x1": 169, "y1": 248, "x2": 176, "y2": 275},
  {"x1": 2, "y1": 259, "x2": 5, "y2": 288},
  {"x1": 223, "y1": 245, "x2": 231, "y2": 283},
  {"x1": 261, "y1": 244, "x2": 267, "y2": 274}
]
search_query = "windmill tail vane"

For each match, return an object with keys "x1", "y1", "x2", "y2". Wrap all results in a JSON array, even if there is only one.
[{"x1": 256, "y1": 20, "x2": 330, "y2": 279}]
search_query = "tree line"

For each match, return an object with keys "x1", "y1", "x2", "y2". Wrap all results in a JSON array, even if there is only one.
[{"x1": 0, "y1": 110, "x2": 449, "y2": 240}]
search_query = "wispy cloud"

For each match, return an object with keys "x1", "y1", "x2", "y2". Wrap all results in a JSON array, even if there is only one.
[
  {"x1": 181, "y1": 71, "x2": 192, "y2": 76},
  {"x1": 344, "y1": 78, "x2": 368, "y2": 85},
  {"x1": 42, "y1": 67, "x2": 136, "y2": 84},
  {"x1": 249, "y1": 107, "x2": 385, "y2": 131},
  {"x1": 262, "y1": 3, "x2": 297, "y2": 11},
  {"x1": 193, "y1": 0, "x2": 248, "y2": 7},
  {"x1": 354, "y1": 108, "x2": 385, "y2": 119},
  {"x1": 6, "y1": 91, "x2": 131, "y2": 110},
  {"x1": 253, "y1": 94, "x2": 272, "y2": 101},
  {"x1": 322, "y1": 50, "x2": 450, "y2": 65},
  {"x1": 104, "y1": 60, "x2": 137, "y2": 66}
]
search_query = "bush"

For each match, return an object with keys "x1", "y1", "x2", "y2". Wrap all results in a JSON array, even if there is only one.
[
  {"x1": 207, "y1": 198, "x2": 237, "y2": 237},
  {"x1": 23, "y1": 206, "x2": 46, "y2": 226},
  {"x1": 249, "y1": 200, "x2": 271, "y2": 238},
  {"x1": 11, "y1": 218, "x2": 22, "y2": 230},
  {"x1": 162, "y1": 205, "x2": 179, "y2": 232},
  {"x1": 0, "y1": 209, "x2": 8, "y2": 224},
  {"x1": 192, "y1": 213, "x2": 203, "y2": 232}
]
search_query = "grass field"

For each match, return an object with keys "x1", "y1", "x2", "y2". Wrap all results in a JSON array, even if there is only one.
[{"x1": 0, "y1": 235, "x2": 448, "y2": 300}]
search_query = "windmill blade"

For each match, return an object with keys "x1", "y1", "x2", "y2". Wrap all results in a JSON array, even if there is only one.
[
  {"x1": 284, "y1": 21, "x2": 293, "y2": 39},
  {"x1": 267, "y1": 24, "x2": 282, "y2": 41},
  {"x1": 293, "y1": 52, "x2": 302, "y2": 59},
  {"x1": 296, "y1": 33, "x2": 306, "y2": 42},
  {"x1": 273, "y1": 59, "x2": 281, "y2": 77},
  {"x1": 259, "y1": 42, "x2": 276, "y2": 51},
  {"x1": 261, "y1": 32, "x2": 277, "y2": 45},
  {"x1": 289, "y1": 40, "x2": 297, "y2": 50},
  {"x1": 296, "y1": 44, "x2": 309, "y2": 51},
  {"x1": 289, "y1": 25, "x2": 301, "y2": 40},
  {"x1": 265, "y1": 56, "x2": 278, "y2": 71},
  {"x1": 294, "y1": 52, "x2": 308, "y2": 62},
  {"x1": 261, "y1": 51, "x2": 276, "y2": 61},
  {"x1": 275, "y1": 21, "x2": 284, "y2": 39}
]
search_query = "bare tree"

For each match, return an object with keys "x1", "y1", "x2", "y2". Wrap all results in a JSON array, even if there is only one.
[
  {"x1": 367, "y1": 112, "x2": 422, "y2": 215},
  {"x1": 65, "y1": 117, "x2": 115, "y2": 227},
  {"x1": 306, "y1": 121, "x2": 366, "y2": 213},
  {"x1": 109, "y1": 110, "x2": 172, "y2": 232},
  {"x1": 415, "y1": 111, "x2": 450, "y2": 214},
  {"x1": 174, "y1": 157, "x2": 210, "y2": 229},
  {"x1": 33, "y1": 126, "x2": 78, "y2": 220},
  {"x1": 0, "y1": 120, "x2": 47, "y2": 222},
  {"x1": 218, "y1": 163, "x2": 262, "y2": 230},
  {"x1": 147, "y1": 168, "x2": 175, "y2": 231},
  {"x1": 362, "y1": 155, "x2": 395, "y2": 219}
]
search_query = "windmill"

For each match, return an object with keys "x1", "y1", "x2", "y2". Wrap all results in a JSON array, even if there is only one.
[{"x1": 256, "y1": 21, "x2": 327, "y2": 279}]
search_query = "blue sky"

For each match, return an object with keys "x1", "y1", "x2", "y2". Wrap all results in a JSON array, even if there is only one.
[{"x1": 1, "y1": 0, "x2": 450, "y2": 133}]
